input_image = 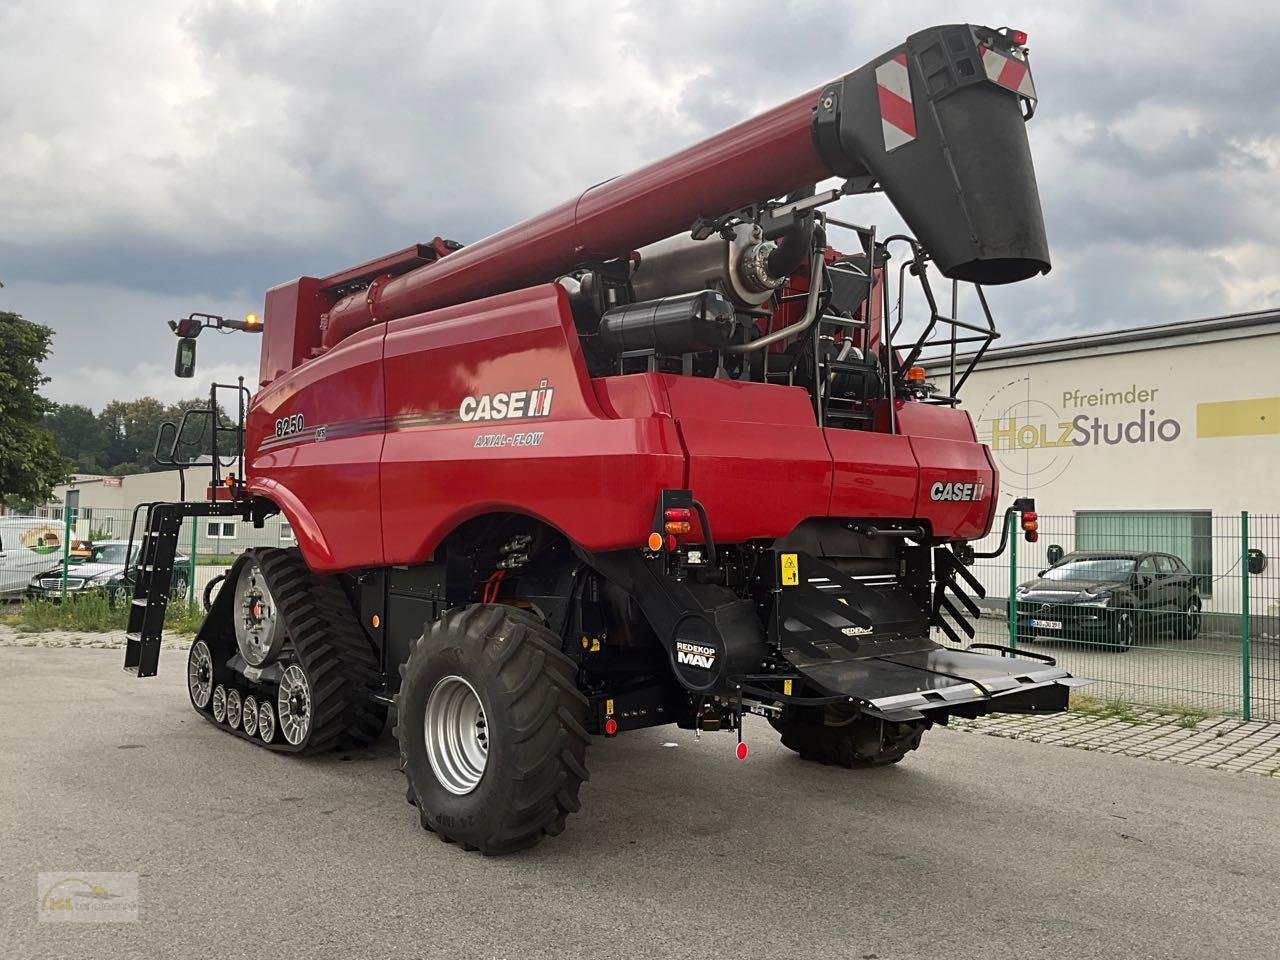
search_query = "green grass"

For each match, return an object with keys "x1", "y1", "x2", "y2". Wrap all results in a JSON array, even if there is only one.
[
  {"x1": 0, "y1": 593, "x2": 205, "y2": 635},
  {"x1": 195, "y1": 554, "x2": 240, "y2": 566},
  {"x1": 1070, "y1": 692, "x2": 1216, "y2": 726}
]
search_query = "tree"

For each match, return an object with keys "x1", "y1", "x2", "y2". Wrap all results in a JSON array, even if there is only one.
[
  {"x1": 99, "y1": 397, "x2": 172, "y2": 474},
  {"x1": 96, "y1": 396, "x2": 228, "y2": 474},
  {"x1": 0, "y1": 311, "x2": 72, "y2": 507},
  {"x1": 43, "y1": 402, "x2": 108, "y2": 473}
]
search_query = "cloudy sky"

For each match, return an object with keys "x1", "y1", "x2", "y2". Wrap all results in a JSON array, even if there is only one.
[{"x1": 4, "y1": 0, "x2": 1279, "y2": 408}]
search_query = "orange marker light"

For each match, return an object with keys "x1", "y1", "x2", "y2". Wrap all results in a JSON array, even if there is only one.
[
  {"x1": 664, "y1": 521, "x2": 691, "y2": 536},
  {"x1": 647, "y1": 532, "x2": 663, "y2": 551},
  {"x1": 371, "y1": 614, "x2": 381, "y2": 628},
  {"x1": 906, "y1": 366, "x2": 927, "y2": 383}
]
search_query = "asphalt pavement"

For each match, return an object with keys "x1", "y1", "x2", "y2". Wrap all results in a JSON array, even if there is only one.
[{"x1": 2, "y1": 646, "x2": 1278, "y2": 960}]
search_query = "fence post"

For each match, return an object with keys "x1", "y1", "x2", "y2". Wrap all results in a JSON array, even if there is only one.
[
  {"x1": 1007, "y1": 510, "x2": 1018, "y2": 649},
  {"x1": 188, "y1": 519, "x2": 197, "y2": 607},
  {"x1": 1241, "y1": 511, "x2": 1251, "y2": 721},
  {"x1": 59, "y1": 507, "x2": 72, "y2": 600}
]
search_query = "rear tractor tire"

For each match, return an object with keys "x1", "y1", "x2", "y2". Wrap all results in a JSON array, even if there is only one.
[
  {"x1": 396, "y1": 604, "x2": 590, "y2": 855},
  {"x1": 771, "y1": 705, "x2": 925, "y2": 768}
]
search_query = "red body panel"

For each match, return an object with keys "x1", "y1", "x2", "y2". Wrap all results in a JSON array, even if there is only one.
[
  {"x1": 248, "y1": 324, "x2": 386, "y2": 571},
  {"x1": 245, "y1": 284, "x2": 999, "y2": 571},
  {"x1": 379, "y1": 285, "x2": 684, "y2": 562},
  {"x1": 660, "y1": 377, "x2": 831, "y2": 542}
]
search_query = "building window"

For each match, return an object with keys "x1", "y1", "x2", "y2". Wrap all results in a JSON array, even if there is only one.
[
  {"x1": 280, "y1": 522, "x2": 295, "y2": 543},
  {"x1": 1075, "y1": 510, "x2": 1213, "y2": 596},
  {"x1": 207, "y1": 521, "x2": 237, "y2": 539}
]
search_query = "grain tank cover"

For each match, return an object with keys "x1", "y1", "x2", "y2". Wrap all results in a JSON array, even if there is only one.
[{"x1": 813, "y1": 24, "x2": 1050, "y2": 284}]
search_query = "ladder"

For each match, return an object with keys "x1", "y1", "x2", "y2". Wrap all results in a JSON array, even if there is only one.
[{"x1": 122, "y1": 500, "x2": 248, "y2": 677}]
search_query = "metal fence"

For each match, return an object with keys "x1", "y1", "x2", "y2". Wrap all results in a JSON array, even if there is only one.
[
  {"x1": 16, "y1": 506, "x2": 1280, "y2": 719},
  {"x1": 14, "y1": 506, "x2": 296, "y2": 607},
  {"x1": 960, "y1": 513, "x2": 1280, "y2": 720}
]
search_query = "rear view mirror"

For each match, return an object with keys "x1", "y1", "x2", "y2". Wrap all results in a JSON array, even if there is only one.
[
  {"x1": 175, "y1": 337, "x2": 197, "y2": 378},
  {"x1": 1247, "y1": 549, "x2": 1268, "y2": 575},
  {"x1": 1046, "y1": 544, "x2": 1064, "y2": 565}
]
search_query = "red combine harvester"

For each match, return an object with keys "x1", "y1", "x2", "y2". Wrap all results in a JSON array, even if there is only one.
[{"x1": 128, "y1": 23, "x2": 1080, "y2": 854}]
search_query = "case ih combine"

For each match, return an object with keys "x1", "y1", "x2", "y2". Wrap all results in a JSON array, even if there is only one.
[{"x1": 127, "y1": 23, "x2": 1081, "y2": 854}]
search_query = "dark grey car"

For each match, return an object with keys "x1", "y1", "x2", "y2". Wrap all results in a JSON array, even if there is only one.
[
  {"x1": 26, "y1": 540, "x2": 190, "y2": 604},
  {"x1": 1015, "y1": 550, "x2": 1202, "y2": 651}
]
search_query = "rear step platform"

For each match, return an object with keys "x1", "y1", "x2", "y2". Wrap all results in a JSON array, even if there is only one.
[{"x1": 766, "y1": 551, "x2": 1086, "y2": 722}]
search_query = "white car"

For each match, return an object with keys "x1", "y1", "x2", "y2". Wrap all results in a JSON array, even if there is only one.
[{"x1": 0, "y1": 517, "x2": 67, "y2": 599}]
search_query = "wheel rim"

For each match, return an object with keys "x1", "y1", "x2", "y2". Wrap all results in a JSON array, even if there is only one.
[
  {"x1": 258, "y1": 701, "x2": 276, "y2": 743},
  {"x1": 424, "y1": 675, "x2": 489, "y2": 796},
  {"x1": 188, "y1": 640, "x2": 213, "y2": 709},
  {"x1": 1116, "y1": 613, "x2": 1133, "y2": 647},
  {"x1": 243, "y1": 695, "x2": 259, "y2": 736},
  {"x1": 211, "y1": 684, "x2": 227, "y2": 723},
  {"x1": 1186, "y1": 600, "x2": 1201, "y2": 639},
  {"x1": 233, "y1": 563, "x2": 283, "y2": 667},
  {"x1": 225, "y1": 688, "x2": 242, "y2": 728},
  {"x1": 277, "y1": 664, "x2": 312, "y2": 746}
]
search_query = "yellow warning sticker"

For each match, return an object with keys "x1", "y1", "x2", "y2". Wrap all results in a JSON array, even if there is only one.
[
  {"x1": 605, "y1": 699, "x2": 615, "y2": 716},
  {"x1": 781, "y1": 553, "x2": 799, "y2": 586},
  {"x1": 783, "y1": 679, "x2": 793, "y2": 696}
]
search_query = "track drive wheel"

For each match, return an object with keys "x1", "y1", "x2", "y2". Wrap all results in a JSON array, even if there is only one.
[
  {"x1": 396, "y1": 604, "x2": 590, "y2": 855},
  {"x1": 247, "y1": 548, "x2": 387, "y2": 753},
  {"x1": 771, "y1": 705, "x2": 925, "y2": 768}
]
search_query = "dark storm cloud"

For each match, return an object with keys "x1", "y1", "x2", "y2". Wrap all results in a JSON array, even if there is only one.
[{"x1": 2, "y1": 0, "x2": 1279, "y2": 405}]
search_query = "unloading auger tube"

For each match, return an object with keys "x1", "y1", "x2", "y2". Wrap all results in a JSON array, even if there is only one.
[{"x1": 317, "y1": 22, "x2": 1049, "y2": 351}]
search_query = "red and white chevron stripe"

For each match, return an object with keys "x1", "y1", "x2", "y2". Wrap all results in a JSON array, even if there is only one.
[
  {"x1": 874, "y1": 53, "x2": 916, "y2": 152},
  {"x1": 979, "y1": 45, "x2": 1037, "y2": 100}
]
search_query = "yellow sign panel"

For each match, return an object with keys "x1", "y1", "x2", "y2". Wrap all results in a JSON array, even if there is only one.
[
  {"x1": 780, "y1": 553, "x2": 799, "y2": 586},
  {"x1": 20, "y1": 526, "x2": 62, "y2": 555},
  {"x1": 1197, "y1": 396, "x2": 1280, "y2": 438},
  {"x1": 783, "y1": 679, "x2": 793, "y2": 696}
]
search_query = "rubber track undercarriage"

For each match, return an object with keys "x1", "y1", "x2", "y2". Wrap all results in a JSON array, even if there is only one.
[{"x1": 187, "y1": 548, "x2": 386, "y2": 753}]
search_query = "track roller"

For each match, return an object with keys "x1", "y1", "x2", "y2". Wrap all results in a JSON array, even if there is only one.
[
  {"x1": 211, "y1": 684, "x2": 227, "y2": 724},
  {"x1": 243, "y1": 695, "x2": 259, "y2": 737}
]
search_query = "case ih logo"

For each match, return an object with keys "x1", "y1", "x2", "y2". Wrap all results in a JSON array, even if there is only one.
[
  {"x1": 459, "y1": 380, "x2": 555, "y2": 423},
  {"x1": 930, "y1": 481, "x2": 987, "y2": 502}
]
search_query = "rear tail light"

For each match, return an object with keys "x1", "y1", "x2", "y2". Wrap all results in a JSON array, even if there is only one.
[{"x1": 1020, "y1": 509, "x2": 1039, "y2": 542}]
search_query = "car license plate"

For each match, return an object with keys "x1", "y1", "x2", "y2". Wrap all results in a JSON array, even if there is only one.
[{"x1": 1030, "y1": 619, "x2": 1063, "y2": 630}]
